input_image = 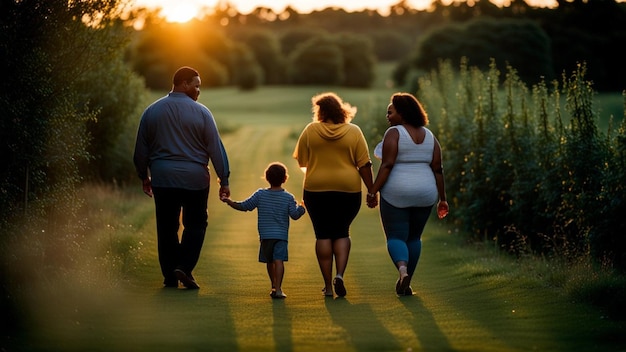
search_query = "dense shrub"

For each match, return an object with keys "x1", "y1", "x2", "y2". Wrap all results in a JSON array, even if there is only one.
[
  {"x1": 287, "y1": 35, "x2": 344, "y2": 85},
  {"x1": 287, "y1": 33, "x2": 376, "y2": 87},
  {"x1": 407, "y1": 17, "x2": 554, "y2": 88},
  {"x1": 230, "y1": 43, "x2": 264, "y2": 90},
  {"x1": 335, "y1": 33, "x2": 376, "y2": 88},
  {"x1": 76, "y1": 49, "x2": 147, "y2": 183},
  {"x1": 230, "y1": 29, "x2": 287, "y2": 85},
  {"x1": 280, "y1": 27, "x2": 328, "y2": 57},
  {"x1": 368, "y1": 30, "x2": 414, "y2": 62}
]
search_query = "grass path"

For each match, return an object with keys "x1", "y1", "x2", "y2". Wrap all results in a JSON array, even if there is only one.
[
  {"x1": 13, "y1": 83, "x2": 625, "y2": 351},
  {"x1": 43, "y1": 123, "x2": 619, "y2": 352}
]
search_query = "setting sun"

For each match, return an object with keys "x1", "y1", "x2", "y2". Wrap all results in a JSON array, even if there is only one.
[
  {"x1": 137, "y1": 0, "x2": 207, "y2": 22},
  {"x1": 162, "y1": 4, "x2": 197, "y2": 22}
]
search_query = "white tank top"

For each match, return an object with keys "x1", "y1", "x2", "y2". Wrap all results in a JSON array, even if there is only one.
[{"x1": 378, "y1": 125, "x2": 438, "y2": 208}]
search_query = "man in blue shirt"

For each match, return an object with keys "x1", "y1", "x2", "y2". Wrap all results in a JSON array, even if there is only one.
[{"x1": 133, "y1": 66, "x2": 231, "y2": 289}]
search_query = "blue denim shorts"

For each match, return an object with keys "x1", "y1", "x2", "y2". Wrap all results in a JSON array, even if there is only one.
[{"x1": 259, "y1": 239, "x2": 288, "y2": 262}]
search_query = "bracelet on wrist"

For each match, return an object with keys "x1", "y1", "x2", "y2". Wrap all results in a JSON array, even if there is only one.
[{"x1": 367, "y1": 192, "x2": 376, "y2": 198}]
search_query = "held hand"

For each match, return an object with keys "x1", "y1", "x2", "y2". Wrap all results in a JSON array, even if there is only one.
[
  {"x1": 219, "y1": 185, "x2": 230, "y2": 199},
  {"x1": 366, "y1": 193, "x2": 378, "y2": 208},
  {"x1": 142, "y1": 178, "x2": 153, "y2": 198},
  {"x1": 437, "y1": 200, "x2": 449, "y2": 219}
]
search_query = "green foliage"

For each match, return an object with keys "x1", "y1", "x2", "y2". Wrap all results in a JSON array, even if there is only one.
[
  {"x1": 593, "y1": 95, "x2": 626, "y2": 270},
  {"x1": 123, "y1": 0, "x2": 626, "y2": 91},
  {"x1": 127, "y1": 18, "x2": 378, "y2": 89},
  {"x1": 0, "y1": 0, "x2": 137, "y2": 228},
  {"x1": 375, "y1": 59, "x2": 626, "y2": 271},
  {"x1": 230, "y1": 43, "x2": 264, "y2": 90},
  {"x1": 287, "y1": 33, "x2": 376, "y2": 87},
  {"x1": 76, "y1": 45, "x2": 147, "y2": 183},
  {"x1": 543, "y1": 0, "x2": 626, "y2": 92},
  {"x1": 369, "y1": 30, "x2": 414, "y2": 62},
  {"x1": 287, "y1": 35, "x2": 344, "y2": 85},
  {"x1": 231, "y1": 29, "x2": 287, "y2": 85},
  {"x1": 412, "y1": 17, "x2": 554, "y2": 88},
  {"x1": 0, "y1": 0, "x2": 141, "y2": 336},
  {"x1": 279, "y1": 27, "x2": 328, "y2": 56},
  {"x1": 128, "y1": 22, "x2": 233, "y2": 89},
  {"x1": 336, "y1": 33, "x2": 377, "y2": 88}
]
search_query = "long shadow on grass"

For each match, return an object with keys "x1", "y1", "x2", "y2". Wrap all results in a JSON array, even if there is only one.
[
  {"x1": 399, "y1": 295, "x2": 453, "y2": 350},
  {"x1": 271, "y1": 299, "x2": 293, "y2": 351},
  {"x1": 324, "y1": 297, "x2": 403, "y2": 351}
]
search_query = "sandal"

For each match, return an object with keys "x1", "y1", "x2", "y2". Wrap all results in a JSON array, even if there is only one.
[
  {"x1": 272, "y1": 291, "x2": 287, "y2": 299},
  {"x1": 397, "y1": 275, "x2": 410, "y2": 295},
  {"x1": 333, "y1": 277, "x2": 346, "y2": 297}
]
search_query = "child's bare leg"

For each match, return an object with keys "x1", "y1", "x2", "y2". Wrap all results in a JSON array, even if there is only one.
[
  {"x1": 267, "y1": 262, "x2": 275, "y2": 292},
  {"x1": 273, "y1": 259, "x2": 285, "y2": 295}
]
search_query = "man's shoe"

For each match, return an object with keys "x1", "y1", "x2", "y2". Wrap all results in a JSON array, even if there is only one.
[
  {"x1": 174, "y1": 269, "x2": 200, "y2": 289},
  {"x1": 163, "y1": 278, "x2": 179, "y2": 288}
]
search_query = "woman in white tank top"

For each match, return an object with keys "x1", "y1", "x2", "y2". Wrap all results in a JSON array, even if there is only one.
[{"x1": 366, "y1": 92, "x2": 449, "y2": 296}]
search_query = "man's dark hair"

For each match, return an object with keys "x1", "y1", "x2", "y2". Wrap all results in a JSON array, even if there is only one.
[{"x1": 173, "y1": 66, "x2": 199, "y2": 85}]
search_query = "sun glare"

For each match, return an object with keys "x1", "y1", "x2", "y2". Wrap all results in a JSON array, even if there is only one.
[
  {"x1": 134, "y1": 0, "x2": 563, "y2": 21},
  {"x1": 159, "y1": 3, "x2": 200, "y2": 23}
]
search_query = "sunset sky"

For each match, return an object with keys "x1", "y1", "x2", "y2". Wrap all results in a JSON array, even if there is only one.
[{"x1": 132, "y1": 0, "x2": 558, "y2": 22}]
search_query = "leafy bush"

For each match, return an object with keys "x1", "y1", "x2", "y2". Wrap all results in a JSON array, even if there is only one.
[
  {"x1": 369, "y1": 30, "x2": 414, "y2": 62},
  {"x1": 231, "y1": 29, "x2": 287, "y2": 85},
  {"x1": 408, "y1": 17, "x2": 554, "y2": 88},
  {"x1": 287, "y1": 33, "x2": 376, "y2": 87},
  {"x1": 76, "y1": 47, "x2": 147, "y2": 183},
  {"x1": 287, "y1": 35, "x2": 344, "y2": 85}
]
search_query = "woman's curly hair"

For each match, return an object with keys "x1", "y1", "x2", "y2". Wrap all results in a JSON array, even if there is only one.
[{"x1": 311, "y1": 92, "x2": 357, "y2": 124}]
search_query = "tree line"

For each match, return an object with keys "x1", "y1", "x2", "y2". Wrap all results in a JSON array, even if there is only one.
[{"x1": 125, "y1": 0, "x2": 626, "y2": 92}]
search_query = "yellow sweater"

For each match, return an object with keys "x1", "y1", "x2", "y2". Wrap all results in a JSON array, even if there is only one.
[{"x1": 293, "y1": 121, "x2": 371, "y2": 193}]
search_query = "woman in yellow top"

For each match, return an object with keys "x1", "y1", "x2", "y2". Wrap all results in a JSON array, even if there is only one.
[{"x1": 293, "y1": 92, "x2": 374, "y2": 298}]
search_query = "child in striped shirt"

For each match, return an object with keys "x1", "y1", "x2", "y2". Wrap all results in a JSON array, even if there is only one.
[{"x1": 221, "y1": 162, "x2": 306, "y2": 298}]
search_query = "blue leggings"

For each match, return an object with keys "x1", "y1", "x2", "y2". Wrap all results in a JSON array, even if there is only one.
[{"x1": 380, "y1": 197, "x2": 433, "y2": 277}]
